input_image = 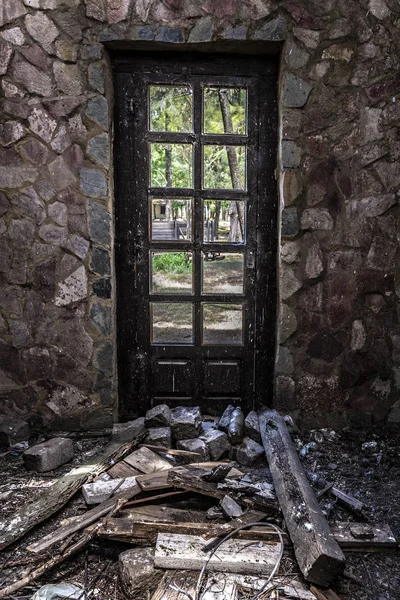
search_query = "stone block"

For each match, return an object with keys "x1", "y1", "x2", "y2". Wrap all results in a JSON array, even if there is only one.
[
  {"x1": 188, "y1": 17, "x2": 213, "y2": 42},
  {"x1": 67, "y1": 235, "x2": 90, "y2": 260},
  {"x1": 88, "y1": 63, "x2": 105, "y2": 93},
  {"x1": 301, "y1": 209, "x2": 334, "y2": 231},
  {"x1": 90, "y1": 303, "x2": 111, "y2": 334},
  {"x1": 176, "y1": 437, "x2": 210, "y2": 460},
  {"x1": 145, "y1": 427, "x2": 172, "y2": 448},
  {"x1": 95, "y1": 342, "x2": 113, "y2": 374},
  {"x1": 283, "y1": 73, "x2": 313, "y2": 108},
  {"x1": 93, "y1": 278, "x2": 111, "y2": 299},
  {"x1": 51, "y1": 126, "x2": 71, "y2": 154},
  {"x1": 53, "y1": 61, "x2": 82, "y2": 95},
  {"x1": 145, "y1": 404, "x2": 172, "y2": 428},
  {"x1": 28, "y1": 107, "x2": 57, "y2": 143},
  {"x1": 48, "y1": 156, "x2": 76, "y2": 191},
  {"x1": 23, "y1": 437, "x2": 74, "y2": 472},
  {"x1": 0, "y1": 121, "x2": 24, "y2": 147},
  {"x1": 155, "y1": 27, "x2": 184, "y2": 43},
  {"x1": 39, "y1": 224, "x2": 68, "y2": 246},
  {"x1": 244, "y1": 411, "x2": 261, "y2": 444},
  {"x1": 0, "y1": 42, "x2": 12, "y2": 76},
  {"x1": 235, "y1": 437, "x2": 264, "y2": 467},
  {"x1": 19, "y1": 137, "x2": 48, "y2": 166},
  {"x1": 0, "y1": 166, "x2": 38, "y2": 188},
  {"x1": 388, "y1": 400, "x2": 400, "y2": 424},
  {"x1": 281, "y1": 141, "x2": 301, "y2": 168},
  {"x1": 0, "y1": 418, "x2": 30, "y2": 448},
  {"x1": 279, "y1": 304, "x2": 297, "y2": 344},
  {"x1": 25, "y1": 12, "x2": 59, "y2": 51},
  {"x1": 90, "y1": 247, "x2": 111, "y2": 275},
  {"x1": 200, "y1": 429, "x2": 230, "y2": 460},
  {"x1": 170, "y1": 406, "x2": 202, "y2": 440},
  {"x1": 85, "y1": 96, "x2": 109, "y2": 131},
  {"x1": 13, "y1": 60, "x2": 52, "y2": 96},
  {"x1": 218, "y1": 404, "x2": 235, "y2": 432},
  {"x1": 87, "y1": 134, "x2": 109, "y2": 167},
  {"x1": 112, "y1": 417, "x2": 145, "y2": 441},
  {"x1": 0, "y1": 0, "x2": 27, "y2": 27},
  {"x1": 82, "y1": 171, "x2": 108, "y2": 200},
  {"x1": 11, "y1": 187, "x2": 45, "y2": 224},
  {"x1": 55, "y1": 266, "x2": 88, "y2": 307},
  {"x1": 119, "y1": 548, "x2": 163, "y2": 599},
  {"x1": 221, "y1": 495, "x2": 243, "y2": 518},
  {"x1": 83, "y1": 476, "x2": 138, "y2": 505},
  {"x1": 252, "y1": 16, "x2": 286, "y2": 41}
]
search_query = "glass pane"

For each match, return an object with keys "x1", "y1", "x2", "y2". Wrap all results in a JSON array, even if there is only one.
[
  {"x1": 203, "y1": 145, "x2": 246, "y2": 189},
  {"x1": 202, "y1": 303, "x2": 243, "y2": 345},
  {"x1": 150, "y1": 85, "x2": 193, "y2": 132},
  {"x1": 151, "y1": 198, "x2": 192, "y2": 241},
  {"x1": 203, "y1": 87, "x2": 247, "y2": 135},
  {"x1": 203, "y1": 200, "x2": 245, "y2": 243},
  {"x1": 151, "y1": 251, "x2": 193, "y2": 295},
  {"x1": 151, "y1": 302, "x2": 193, "y2": 344},
  {"x1": 202, "y1": 253, "x2": 244, "y2": 294},
  {"x1": 151, "y1": 143, "x2": 193, "y2": 188}
]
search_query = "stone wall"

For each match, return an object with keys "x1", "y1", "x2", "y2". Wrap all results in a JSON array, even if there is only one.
[{"x1": 0, "y1": 0, "x2": 399, "y2": 431}]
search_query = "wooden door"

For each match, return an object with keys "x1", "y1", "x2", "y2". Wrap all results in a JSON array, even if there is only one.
[{"x1": 113, "y1": 53, "x2": 278, "y2": 419}]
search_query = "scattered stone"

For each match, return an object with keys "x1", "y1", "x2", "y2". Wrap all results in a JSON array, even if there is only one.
[
  {"x1": 218, "y1": 405, "x2": 235, "y2": 432},
  {"x1": 0, "y1": 42, "x2": 13, "y2": 76},
  {"x1": 200, "y1": 429, "x2": 230, "y2": 460},
  {"x1": 23, "y1": 437, "x2": 74, "y2": 472},
  {"x1": 0, "y1": 419, "x2": 29, "y2": 448},
  {"x1": 145, "y1": 427, "x2": 172, "y2": 448},
  {"x1": 235, "y1": 437, "x2": 265, "y2": 467},
  {"x1": 55, "y1": 266, "x2": 88, "y2": 306},
  {"x1": 145, "y1": 404, "x2": 172, "y2": 428},
  {"x1": 221, "y1": 495, "x2": 243, "y2": 518},
  {"x1": 244, "y1": 411, "x2": 261, "y2": 443},
  {"x1": 85, "y1": 96, "x2": 109, "y2": 130},
  {"x1": 170, "y1": 406, "x2": 202, "y2": 440},
  {"x1": 112, "y1": 417, "x2": 146, "y2": 441},
  {"x1": 283, "y1": 73, "x2": 313, "y2": 108},
  {"x1": 119, "y1": 548, "x2": 163, "y2": 599},
  {"x1": 1, "y1": 27, "x2": 25, "y2": 46},
  {"x1": 28, "y1": 107, "x2": 57, "y2": 143},
  {"x1": 176, "y1": 438, "x2": 210, "y2": 460},
  {"x1": 362, "y1": 441, "x2": 378, "y2": 453},
  {"x1": 83, "y1": 476, "x2": 138, "y2": 505},
  {"x1": 25, "y1": 12, "x2": 59, "y2": 51}
]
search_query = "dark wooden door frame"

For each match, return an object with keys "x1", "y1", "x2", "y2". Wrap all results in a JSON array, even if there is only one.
[{"x1": 112, "y1": 52, "x2": 278, "y2": 420}]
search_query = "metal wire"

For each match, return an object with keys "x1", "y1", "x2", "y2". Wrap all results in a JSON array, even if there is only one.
[{"x1": 194, "y1": 521, "x2": 285, "y2": 600}]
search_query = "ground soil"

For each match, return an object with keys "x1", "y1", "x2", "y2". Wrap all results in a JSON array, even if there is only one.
[{"x1": 0, "y1": 425, "x2": 399, "y2": 600}]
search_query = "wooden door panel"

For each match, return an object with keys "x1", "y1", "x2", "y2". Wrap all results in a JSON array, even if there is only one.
[{"x1": 113, "y1": 53, "x2": 278, "y2": 419}]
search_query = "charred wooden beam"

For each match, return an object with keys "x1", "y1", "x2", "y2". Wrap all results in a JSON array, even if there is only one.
[{"x1": 258, "y1": 409, "x2": 345, "y2": 587}]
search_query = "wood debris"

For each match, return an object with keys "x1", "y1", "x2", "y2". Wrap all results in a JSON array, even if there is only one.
[{"x1": 0, "y1": 407, "x2": 397, "y2": 600}]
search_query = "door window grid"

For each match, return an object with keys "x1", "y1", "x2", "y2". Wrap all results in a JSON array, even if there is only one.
[{"x1": 148, "y1": 82, "x2": 249, "y2": 347}]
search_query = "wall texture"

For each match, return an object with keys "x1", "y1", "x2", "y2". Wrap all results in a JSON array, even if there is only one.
[{"x1": 0, "y1": 0, "x2": 399, "y2": 431}]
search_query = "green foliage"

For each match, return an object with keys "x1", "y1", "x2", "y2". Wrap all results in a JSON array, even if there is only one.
[
  {"x1": 152, "y1": 252, "x2": 191, "y2": 274},
  {"x1": 203, "y1": 87, "x2": 246, "y2": 135}
]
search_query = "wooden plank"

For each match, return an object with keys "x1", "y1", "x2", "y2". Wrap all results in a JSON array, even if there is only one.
[
  {"x1": 310, "y1": 586, "x2": 343, "y2": 600},
  {"x1": 168, "y1": 465, "x2": 278, "y2": 513},
  {"x1": 124, "y1": 447, "x2": 172, "y2": 473},
  {"x1": 124, "y1": 490, "x2": 186, "y2": 506},
  {"x1": 259, "y1": 409, "x2": 345, "y2": 587},
  {"x1": 330, "y1": 522, "x2": 397, "y2": 550},
  {"x1": 97, "y1": 517, "x2": 288, "y2": 545},
  {"x1": 119, "y1": 505, "x2": 209, "y2": 523},
  {"x1": 136, "y1": 470, "x2": 172, "y2": 491},
  {"x1": 0, "y1": 436, "x2": 141, "y2": 551},
  {"x1": 107, "y1": 461, "x2": 141, "y2": 479},
  {"x1": 155, "y1": 533, "x2": 281, "y2": 575},
  {"x1": 26, "y1": 481, "x2": 141, "y2": 554},
  {"x1": 151, "y1": 571, "x2": 198, "y2": 600},
  {"x1": 139, "y1": 444, "x2": 202, "y2": 459}
]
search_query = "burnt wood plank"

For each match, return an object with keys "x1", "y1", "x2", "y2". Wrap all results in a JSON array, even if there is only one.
[
  {"x1": 0, "y1": 436, "x2": 141, "y2": 551},
  {"x1": 259, "y1": 409, "x2": 345, "y2": 587}
]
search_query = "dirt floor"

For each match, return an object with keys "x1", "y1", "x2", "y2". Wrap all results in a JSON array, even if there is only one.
[{"x1": 0, "y1": 425, "x2": 399, "y2": 600}]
